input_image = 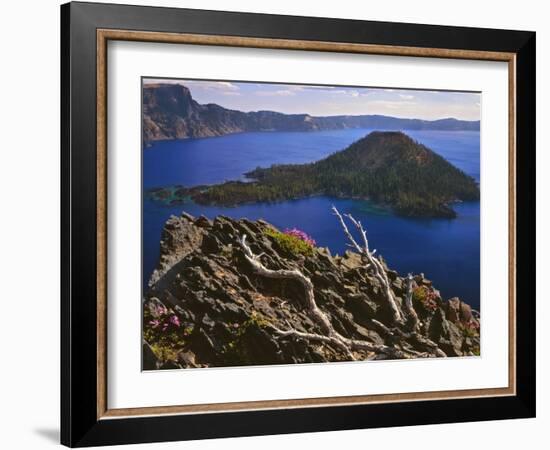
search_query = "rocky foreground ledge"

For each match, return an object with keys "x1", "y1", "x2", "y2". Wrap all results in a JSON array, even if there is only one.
[{"x1": 143, "y1": 212, "x2": 480, "y2": 370}]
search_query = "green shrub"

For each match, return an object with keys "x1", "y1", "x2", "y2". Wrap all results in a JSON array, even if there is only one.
[
  {"x1": 457, "y1": 319, "x2": 480, "y2": 338},
  {"x1": 223, "y1": 312, "x2": 271, "y2": 364},
  {"x1": 143, "y1": 301, "x2": 193, "y2": 364},
  {"x1": 265, "y1": 228, "x2": 315, "y2": 256},
  {"x1": 412, "y1": 286, "x2": 438, "y2": 312}
]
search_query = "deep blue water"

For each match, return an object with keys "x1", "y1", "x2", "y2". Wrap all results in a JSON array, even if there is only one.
[{"x1": 143, "y1": 129, "x2": 480, "y2": 308}]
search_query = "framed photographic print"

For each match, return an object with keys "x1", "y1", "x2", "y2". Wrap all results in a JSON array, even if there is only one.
[{"x1": 61, "y1": 1, "x2": 536, "y2": 447}]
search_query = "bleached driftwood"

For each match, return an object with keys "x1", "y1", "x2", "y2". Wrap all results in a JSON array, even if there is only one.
[
  {"x1": 239, "y1": 234, "x2": 406, "y2": 360},
  {"x1": 332, "y1": 206, "x2": 404, "y2": 324}
]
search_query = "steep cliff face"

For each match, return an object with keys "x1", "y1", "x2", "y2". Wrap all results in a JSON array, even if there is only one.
[
  {"x1": 143, "y1": 83, "x2": 244, "y2": 140},
  {"x1": 143, "y1": 213, "x2": 480, "y2": 370},
  {"x1": 142, "y1": 83, "x2": 480, "y2": 142}
]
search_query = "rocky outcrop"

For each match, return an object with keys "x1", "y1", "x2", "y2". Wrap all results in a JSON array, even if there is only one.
[
  {"x1": 143, "y1": 213, "x2": 480, "y2": 370},
  {"x1": 143, "y1": 83, "x2": 480, "y2": 142}
]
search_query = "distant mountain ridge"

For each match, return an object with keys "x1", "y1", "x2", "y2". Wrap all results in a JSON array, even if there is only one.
[{"x1": 143, "y1": 83, "x2": 481, "y2": 142}]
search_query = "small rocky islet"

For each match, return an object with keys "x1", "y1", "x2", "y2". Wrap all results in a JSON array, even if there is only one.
[{"x1": 143, "y1": 212, "x2": 480, "y2": 370}]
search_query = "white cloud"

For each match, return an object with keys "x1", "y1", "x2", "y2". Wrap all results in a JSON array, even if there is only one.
[
  {"x1": 367, "y1": 100, "x2": 417, "y2": 109},
  {"x1": 255, "y1": 89, "x2": 298, "y2": 97},
  {"x1": 254, "y1": 85, "x2": 311, "y2": 96},
  {"x1": 216, "y1": 81, "x2": 238, "y2": 89},
  {"x1": 399, "y1": 94, "x2": 415, "y2": 100},
  {"x1": 302, "y1": 85, "x2": 335, "y2": 91},
  {"x1": 186, "y1": 80, "x2": 240, "y2": 92},
  {"x1": 329, "y1": 89, "x2": 360, "y2": 97},
  {"x1": 142, "y1": 79, "x2": 241, "y2": 93}
]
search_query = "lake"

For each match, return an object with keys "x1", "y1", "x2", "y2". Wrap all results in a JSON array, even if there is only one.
[{"x1": 143, "y1": 129, "x2": 480, "y2": 308}]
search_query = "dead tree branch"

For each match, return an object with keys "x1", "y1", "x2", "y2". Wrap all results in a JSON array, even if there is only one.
[
  {"x1": 332, "y1": 206, "x2": 404, "y2": 324},
  {"x1": 240, "y1": 234, "x2": 332, "y2": 334},
  {"x1": 403, "y1": 273, "x2": 420, "y2": 331},
  {"x1": 240, "y1": 234, "x2": 407, "y2": 360}
]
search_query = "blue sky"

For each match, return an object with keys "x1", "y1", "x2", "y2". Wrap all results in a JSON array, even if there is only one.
[{"x1": 143, "y1": 78, "x2": 480, "y2": 121}]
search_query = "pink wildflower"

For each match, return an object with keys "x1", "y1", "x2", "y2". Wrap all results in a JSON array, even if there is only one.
[
  {"x1": 283, "y1": 228, "x2": 316, "y2": 246},
  {"x1": 169, "y1": 315, "x2": 181, "y2": 327}
]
